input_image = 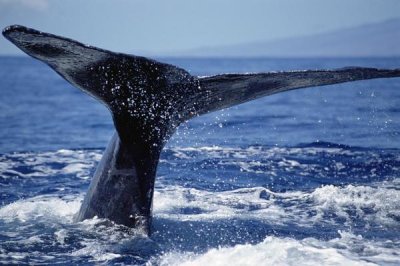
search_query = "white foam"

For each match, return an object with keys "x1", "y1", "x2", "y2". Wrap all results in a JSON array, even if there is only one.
[
  {"x1": 54, "y1": 229, "x2": 68, "y2": 245},
  {"x1": 0, "y1": 194, "x2": 147, "y2": 263},
  {"x1": 62, "y1": 163, "x2": 91, "y2": 179},
  {"x1": 166, "y1": 145, "x2": 370, "y2": 176},
  {"x1": 159, "y1": 235, "x2": 377, "y2": 266},
  {"x1": 0, "y1": 195, "x2": 82, "y2": 223},
  {"x1": 311, "y1": 184, "x2": 400, "y2": 226},
  {"x1": 153, "y1": 186, "x2": 285, "y2": 223},
  {"x1": 153, "y1": 182, "x2": 400, "y2": 228},
  {"x1": 0, "y1": 148, "x2": 398, "y2": 264},
  {"x1": 170, "y1": 145, "x2": 362, "y2": 159},
  {"x1": 0, "y1": 149, "x2": 101, "y2": 179},
  {"x1": 71, "y1": 242, "x2": 122, "y2": 262}
]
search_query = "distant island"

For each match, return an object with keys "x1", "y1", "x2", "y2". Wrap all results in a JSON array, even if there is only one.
[{"x1": 168, "y1": 18, "x2": 400, "y2": 58}]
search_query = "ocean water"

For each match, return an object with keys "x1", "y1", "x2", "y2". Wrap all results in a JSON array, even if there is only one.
[{"x1": 0, "y1": 56, "x2": 399, "y2": 265}]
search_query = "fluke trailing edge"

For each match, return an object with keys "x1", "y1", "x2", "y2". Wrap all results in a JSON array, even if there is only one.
[{"x1": 3, "y1": 25, "x2": 400, "y2": 234}]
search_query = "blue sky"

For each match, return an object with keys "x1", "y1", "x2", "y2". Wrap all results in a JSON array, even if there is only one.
[{"x1": 1, "y1": 0, "x2": 399, "y2": 55}]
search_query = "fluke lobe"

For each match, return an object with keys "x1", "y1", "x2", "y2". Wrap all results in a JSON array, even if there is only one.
[{"x1": 3, "y1": 25, "x2": 400, "y2": 234}]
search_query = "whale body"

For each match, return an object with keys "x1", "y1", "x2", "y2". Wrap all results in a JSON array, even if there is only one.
[{"x1": 3, "y1": 25, "x2": 400, "y2": 234}]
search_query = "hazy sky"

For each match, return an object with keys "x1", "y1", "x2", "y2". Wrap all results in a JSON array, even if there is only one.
[{"x1": 1, "y1": 0, "x2": 399, "y2": 55}]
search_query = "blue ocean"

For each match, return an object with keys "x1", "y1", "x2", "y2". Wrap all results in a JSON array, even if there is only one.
[{"x1": 0, "y1": 56, "x2": 399, "y2": 265}]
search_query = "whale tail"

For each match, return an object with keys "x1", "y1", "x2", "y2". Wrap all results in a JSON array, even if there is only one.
[
  {"x1": 3, "y1": 25, "x2": 400, "y2": 233},
  {"x1": 3, "y1": 25, "x2": 201, "y2": 232}
]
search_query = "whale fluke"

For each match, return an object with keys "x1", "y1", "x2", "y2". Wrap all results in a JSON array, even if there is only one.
[
  {"x1": 3, "y1": 25, "x2": 200, "y2": 232},
  {"x1": 3, "y1": 25, "x2": 400, "y2": 234},
  {"x1": 197, "y1": 68, "x2": 400, "y2": 116}
]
